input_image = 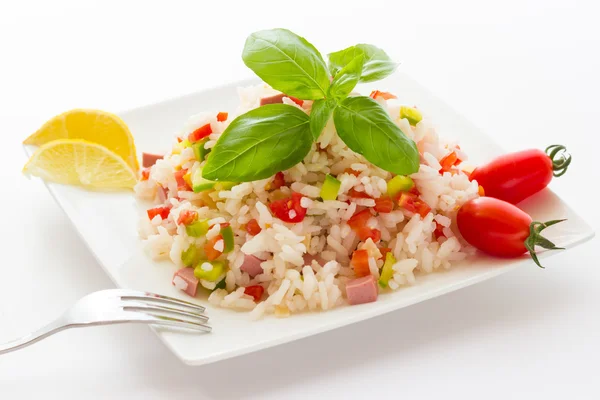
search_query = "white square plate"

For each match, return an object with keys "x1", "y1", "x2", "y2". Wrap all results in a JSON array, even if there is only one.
[{"x1": 24, "y1": 73, "x2": 595, "y2": 365}]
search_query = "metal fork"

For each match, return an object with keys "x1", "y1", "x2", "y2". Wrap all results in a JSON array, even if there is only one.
[{"x1": 0, "y1": 289, "x2": 210, "y2": 355}]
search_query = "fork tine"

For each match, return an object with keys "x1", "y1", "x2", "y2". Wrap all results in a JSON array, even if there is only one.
[
  {"x1": 141, "y1": 314, "x2": 212, "y2": 332},
  {"x1": 119, "y1": 292, "x2": 206, "y2": 313},
  {"x1": 123, "y1": 305, "x2": 209, "y2": 323}
]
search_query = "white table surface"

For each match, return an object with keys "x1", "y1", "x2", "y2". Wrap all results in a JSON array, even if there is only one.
[{"x1": 1, "y1": 0, "x2": 599, "y2": 398}]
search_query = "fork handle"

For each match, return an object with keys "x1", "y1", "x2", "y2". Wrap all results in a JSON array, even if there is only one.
[{"x1": 0, "y1": 319, "x2": 67, "y2": 355}]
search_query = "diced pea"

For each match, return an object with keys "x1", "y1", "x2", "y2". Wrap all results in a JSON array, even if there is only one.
[
  {"x1": 320, "y1": 174, "x2": 341, "y2": 201},
  {"x1": 191, "y1": 168, "x2": 216, "y2": 193},
  {"x1": 185, "y1": 219, "x2": 209, "y2": 237},
  {"x1": 181, "y1": 245, "x2": 197, "y2": 267},
  {"x1": 192, "y1": 139, "x2": 210, "y2": 161},
  {"x1": 400, "y1": 106, "x2": 422, "y2": 126},
  {"x1": 378, "y1": 252, "x2": 397, "y2": 288},
  {"x1": 194, "y1": 260, "x2": 226, "y2": 282},
  {"x1": 387, "y1": 175, "x2": 414, "y2": 197},
  {"x1": 220, "y1": 225, "x2": 234, "y2": 253}
]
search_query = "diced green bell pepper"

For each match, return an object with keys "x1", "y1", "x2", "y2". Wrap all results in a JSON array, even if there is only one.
[
  {"x1": 320, "y1": 174, "x2": 341, "y2": 201},
  {"x1": 192, "y1": 138, "x2": 210, "y2": 161},
  {"x1": 191, "y1": 168, "x2": 216, "y2": 193},
  {"x1": 212, "y1": 278, "x2": 226, "y2": 292},
  {"x1": 220, "y1": 225, "x2": 234, "y2": 253},
  {"x1": 185, "y1": 219, "x2": 209, "y2": 237},
  {"x1": 214, "y1": 181, "x2": 237, "y2": 191},
  {"x1": 400, "y1": 106, "x2": 423, "y2": 126},
  {"x1": 194, "y1": 260, "x2": 226, "y2": 282},
  {"x1": 387, "y1": 175, "x2": 414, "y2": 198},
  {"x1": 378, "y1": 252, "x2": 397, "y2": 288},
  {"x1": 181, "y1": 245, "x2": 198, "y2": 267}
]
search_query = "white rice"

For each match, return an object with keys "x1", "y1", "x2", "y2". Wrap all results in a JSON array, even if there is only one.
[{"x1": 135, "y1": 83, "x2": 479, "y2": 318}]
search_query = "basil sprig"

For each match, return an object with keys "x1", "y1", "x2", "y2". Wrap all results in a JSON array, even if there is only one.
[{"x1": 203, "y1": 29, "x2": 419, "y2": 182}]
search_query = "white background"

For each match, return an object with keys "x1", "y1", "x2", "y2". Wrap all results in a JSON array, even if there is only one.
[{"x1": 1, "y1": 0, "x2": 599, "y2": 398}]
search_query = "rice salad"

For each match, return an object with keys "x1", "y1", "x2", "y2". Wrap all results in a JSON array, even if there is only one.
[{"x1": 135, "y1": 82, "x2": 480, "y2": 319}]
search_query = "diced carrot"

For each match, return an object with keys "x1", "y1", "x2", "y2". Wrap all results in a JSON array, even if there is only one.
[
  {"x1": 246, "y1": 218, "x2": 262, "y2": 235},
  {"x1": 216, "y1": 112, "x2": 228, "y2": 122},
  {"x1": 358, "y1": 227, "x2": 381, "y2": 242},
  {"x1": 351, "y1": 249, "x2": 371, "y2": 277},
  {"x1": 204, "y1": 235, "x2": 223, "y2": 261},
  {"x1": 177, "y1": 210, "x2": 198, "y2": 226},
  {"x1": 348, "y1": 209, "x2": 373, "y2": 231},
  {"x1": 374, "y1": 196, "x2": 394, "y2": 213}
]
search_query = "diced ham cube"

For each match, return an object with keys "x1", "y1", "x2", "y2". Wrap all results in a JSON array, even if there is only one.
[
  {"x1": 142, "y1": 152, "x2": 164, "y2": 168},
  {"x1": 345, "y1": 275, "x2": 378, "y2": 305},
  {"x1": 260, "y1": 93, "x2": 286, "y2": 106},
  {"x1": 240, "y1": 254, "x2": 264, "y2": 278},
  {"x1": 303, "y1": 253, "x2": 325, "y2": 267},
  {"x1": 172, "y1": 268, "x2": 198, "y2": 297}
]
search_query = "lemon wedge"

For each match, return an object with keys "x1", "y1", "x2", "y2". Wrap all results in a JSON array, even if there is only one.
[
  {"x1": 23, "y1": 109, "x2": 139, "y2": 171},
  {"x1": 23, "y1": 139, "x2": 137, "y2": 190}
]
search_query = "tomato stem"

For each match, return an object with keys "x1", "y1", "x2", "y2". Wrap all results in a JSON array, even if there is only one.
[
  {"x1": 545, "y1": 145, "x2": 571, "y2": 177},
  {"x1": 524, "y1": 219, "x2": 566, "y2": 268}
]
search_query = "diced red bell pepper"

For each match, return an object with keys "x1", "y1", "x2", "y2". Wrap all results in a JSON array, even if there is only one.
[
  {"x1": 269, "y1": 172, "x2": 286, "y2": 190},
  {"x1": 177, "y1": 210, "x2": 198, "y2": 226},
  {"x1": 246, "y1": 218, "x2": 262, "y2": 235},
  {"x1": 351, "y1": 249, "x2": 371, "y2": 277},
  {"x1": 174, "y1": 169, "x2": 191, "y2": 191},
  {"x1": 289, "y1": 97, "x2": 303, "y2": 106},
  {"x1": 348, "y1": 188, "x2": 372, "y2": 199},
  {"x1": 216, "y1": 112, "x2": 228, "y2": 122},
  {"x1": 204, "y1": 235, "x2": 223, "y2": 261},
  {"x1": 244, "y1": 285, "x2": 265, "y2": 302},
  {"x1": 344, "y1": 168, "x2": 361, "y2": 177},
  {"x1": 398, "y1": 192, "x2": 431, "y2": 218},
  {"x1": 358, "y1": 227, "x2": 381, "y2": 243},
  {"x1": 434, "y1": 222, "x2": 446, "y2": 239},
  {"x1": 147, "y1": 206, "x2": 170, "y2": 220},
  {"x1": 140, "y1": 168, "x2": 151, "y2": 181},
  {"x1": 439, "y1": 151, "x2": 461, "y2": 173},
  {"x1": 348, "y1": 209, "x2": 373, "y2": 231},
  {"x1": 374, "y1": 196, "x2": 394, "y2": 213},
  {"x1": 369, "y1": 90, "x2": 397, "y2": 100},
  {"x1": 379, "y1": 247, "x2": 392, "y2": 260},
  {"x1": 188, "y1": 123, "x2": 213, "y2": 143},
  {"x1": 269, "y1": 192, "x2": 307, "y2": 223}
]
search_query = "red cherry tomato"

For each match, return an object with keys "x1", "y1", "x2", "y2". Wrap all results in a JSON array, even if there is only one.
[
  {"x1": 457, "y1": 197, "x2": 565, "y2": 267},
  {"x1": 398, "y1": 192, "x2": 431, "y2": 218},
  {"x1": 348, "y1": 209, "x2": 381, "y2": 242},
  {"x1": 470, "y1": 145, "x2": 571, "y2": 204},
  {"x1": 269, "y1": 192, "x2": 307, "y2": 223},
  {"x1": 244, "y1": 285, "x2": 265, "y2": 302},
  {"x1": 269, "y1": 172, "x2": 286, "y2": 190}
]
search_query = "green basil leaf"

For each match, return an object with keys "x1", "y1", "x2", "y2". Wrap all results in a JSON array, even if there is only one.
[
  {"x1": 333, "y1": 96, "x2": 419, "y2": 175},
  {"x1": 310, "y1": 98, "x2": 336, "y2": 141},
  {"x1": 328, "y1": 44, "x2": 397, "y2": 83},
  {"x1": 328, "y1": 54, "x2": 364, "y2": 101},
  {"x1": 242, "y1": 29, "x2": 330, "y2": 100},
  {"x1": 202, "y1": 104, "x2": 312, "y2": 182}
]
